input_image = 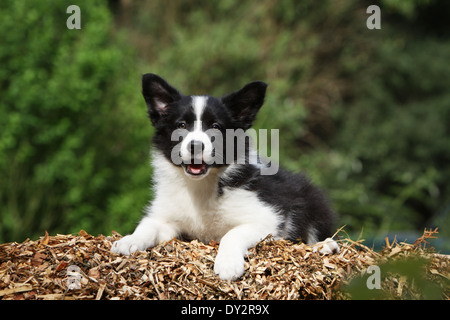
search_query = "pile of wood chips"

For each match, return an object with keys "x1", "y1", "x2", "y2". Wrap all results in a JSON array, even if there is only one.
[{"x1": 0, "y1": 229, "x2": 448, "y2": 300}]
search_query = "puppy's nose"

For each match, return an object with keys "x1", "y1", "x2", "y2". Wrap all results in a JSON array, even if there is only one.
[{"x1": 188, "y1": 140, "x2": 204, "y2": 154}]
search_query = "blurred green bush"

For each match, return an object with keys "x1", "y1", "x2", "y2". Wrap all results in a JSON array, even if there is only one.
[
  {"x1": 0, "y1": 0, "x2": 151, "y2": 242},
  {"x1": 1, "y1": 0, "x2": 449, "y2": 244}
]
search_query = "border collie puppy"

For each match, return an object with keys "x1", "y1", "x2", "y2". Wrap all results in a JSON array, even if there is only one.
[{"x1": 111, "y1": 74, "x2": 339, "y2": 280}]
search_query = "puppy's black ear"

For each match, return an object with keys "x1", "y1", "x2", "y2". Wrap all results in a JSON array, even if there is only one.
[
  {"x1": 221, "y1": 81, "x2": 268, "y2": 130},
  {"x1": 142, "y1": 73, "x2": 182, "y2": 125}
]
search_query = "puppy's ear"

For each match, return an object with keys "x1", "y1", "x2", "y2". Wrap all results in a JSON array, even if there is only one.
[
  {"x1": 142, "y1": 74, "x2": 182, "y2": 125},
  {"x1": 221, "y1": 81, "x2": 268, "y2": 130}
]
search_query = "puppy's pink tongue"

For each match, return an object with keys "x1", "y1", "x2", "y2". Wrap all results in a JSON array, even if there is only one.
[{"x1": 188, "y1": 163, "x2": 205, "y2": 174}]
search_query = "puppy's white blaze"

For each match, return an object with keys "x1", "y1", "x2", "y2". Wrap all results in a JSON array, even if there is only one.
[
  {"x1": 180, "y1": 95, "x2": 213, "y2": 165},
  {"x1": 192, "y1": 96, "x2": 207, "y2": 130}
]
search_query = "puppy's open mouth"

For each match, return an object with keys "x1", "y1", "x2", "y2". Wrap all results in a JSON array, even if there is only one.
[{"x1": 185, "y1": 162, "x2": 208, "y2": 176}]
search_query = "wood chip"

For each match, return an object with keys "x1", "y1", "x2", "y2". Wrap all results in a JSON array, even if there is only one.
[
  {"x1": 0, "y1": 284, "x2": 33, "y2": 297},
  {"x1": 0, "y1": 229, "x2": 448, "y2": 300}
]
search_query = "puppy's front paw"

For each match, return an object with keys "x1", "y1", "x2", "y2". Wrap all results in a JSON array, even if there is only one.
[
  {"x1": 214, "y1": 250, "x2": 245, "y2": 281},
  {"x1": 312, "y1": 237, "x2": 340, "y2": 255},
  {"x1": 111, "y1": 235, "x2": 149, "y2": 255}
]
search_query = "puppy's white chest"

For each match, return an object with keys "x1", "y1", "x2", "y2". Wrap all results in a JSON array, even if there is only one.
[
  {"x1": 150, "y1": 154, "x2": 280, "y2": 243},
  {"x1": 150, "y1": 172, "x2": 230, "y2": 242}
]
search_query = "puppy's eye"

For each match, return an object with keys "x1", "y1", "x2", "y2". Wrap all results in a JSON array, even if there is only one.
[
  {"x1": 177, "y1": 122, "x2": 186, "y2": 129},
  {"x1": 211, "y1": 123, "x2": 221, "y2": 130}
]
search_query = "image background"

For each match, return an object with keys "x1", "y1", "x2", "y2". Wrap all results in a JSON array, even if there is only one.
[{"x1": 0, "y1": 0, "x2": 449, "y2": 252}]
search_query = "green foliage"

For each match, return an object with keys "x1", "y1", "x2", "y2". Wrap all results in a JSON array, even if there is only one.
[
  {"x1": 1, "y1": 0, "x2": 449, "y2": 244},
  {"x1": 0, "y1": 0, "x2": 150, "y2": 242},
  {"x1": 342, "y1": 256, "x2": 447, "y2": 299},
  {"x1": 382, "y1": 0, "x2": 435, "y2": 19},
  {"x1": 329, "y1": 28, "x2": 450, "y2": 237}
]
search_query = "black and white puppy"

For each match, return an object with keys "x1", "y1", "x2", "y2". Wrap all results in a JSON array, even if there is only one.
[{"x1": 111, "y1": 74, "x2": 339, "y2": 280}]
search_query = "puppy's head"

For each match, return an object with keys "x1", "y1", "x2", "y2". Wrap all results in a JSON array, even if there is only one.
[{"x1": 142, "y1": 73, "x2": 267, "y2": 179}]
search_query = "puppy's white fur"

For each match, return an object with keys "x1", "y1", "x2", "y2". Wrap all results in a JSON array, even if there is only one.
[{"x1": 112, "y1": 151, "x2": 285, "y2": 280}]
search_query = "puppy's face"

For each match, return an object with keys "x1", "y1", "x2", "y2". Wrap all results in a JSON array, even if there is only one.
[
  {"x1": 142, "y1": 74, "x2": 267, "y2": 179},
  {"x1": 152, "y1": 94, "x2": 232, "y2": 179}
]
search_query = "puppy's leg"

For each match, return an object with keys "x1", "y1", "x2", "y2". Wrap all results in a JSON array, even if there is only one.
[
  {"x1": 111, "y1": 216, "x2": 177, "y2": 255},
  {"x1": 214, "y1": 224, "x2": 271, "y2": 281}
]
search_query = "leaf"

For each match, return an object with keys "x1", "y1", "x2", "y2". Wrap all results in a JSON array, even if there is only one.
[
  {"x1": 40, "y1": 230, "x2": 50, "y2": 246},
  {"x1": 78, "y1": 230, "x2": 92, "y2": 239},
  {"x1": 31, "y1": 252, "x2": 47, "y2": 266},
  {"x1": 55, "y1": 261, "x2": 68, "y2": 272}
]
